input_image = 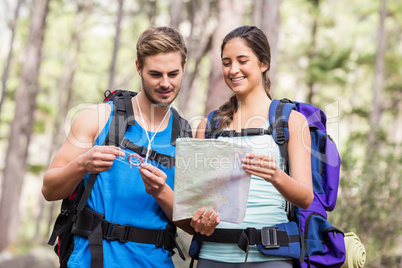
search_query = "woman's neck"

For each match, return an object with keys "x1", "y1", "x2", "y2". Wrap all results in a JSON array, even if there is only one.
[{"x1": 230, "y1": 89, "x2": 272, "y2": 130}]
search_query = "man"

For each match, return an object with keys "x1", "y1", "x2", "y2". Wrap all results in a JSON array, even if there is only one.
[{"x1": 42, "y1": 26, "x2": 213, "y2": 268}]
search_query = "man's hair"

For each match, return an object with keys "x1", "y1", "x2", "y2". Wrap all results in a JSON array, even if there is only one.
[{"x1": 136, "y1": 27, "x2": 187, "y2": 69}]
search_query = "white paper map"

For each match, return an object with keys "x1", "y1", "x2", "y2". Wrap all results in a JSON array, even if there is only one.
[{"x1": 173, "y1": 138, "x2": 251, "y2": 224}]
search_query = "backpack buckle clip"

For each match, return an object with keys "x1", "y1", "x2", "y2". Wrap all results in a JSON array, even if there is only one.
[
  {"x1": 261, "y1": 226, "x2": 280, "y2": 249},
  {"x1": 245, "y1": 227, "x2": 257, "y2": 245},
  {"x1": 140, "y1": 147, "x2": 157, "y2": 160},
  {"x1": 275, "y1": 130, "x2": 286, "y2": 145},
  {"x1": 120, "y1": 138, "x2": 129, "y2": 149},
  {"x1": 140, "y1": 146, "x2": 148, "y2": 156},
  {"x1": 148, "y1": 148, "x2": 158, "y2": 160},
  {"x1": 120, "y1": 224, "x2": 131, "y2": 243},
  {"x1": 212, "y1": 130, "x2": 223, "y2": 138},
  {"x1": 227, "y1": 130, "x2": 236, "y2": 137},
  {"x1": 155, "y1": 229, "x2": 165, "y2": 247},
  {"x1": 103, "y1": 222, "x2": 131, "y2": 243}
]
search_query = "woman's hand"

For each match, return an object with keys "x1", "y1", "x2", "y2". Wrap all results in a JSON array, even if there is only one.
[
  {"x1": 241, "y1": 153, "x2": 280, "y2": 184},
  {"x1": 190, "y1": 207, "x2": 220, "y2": 236}
]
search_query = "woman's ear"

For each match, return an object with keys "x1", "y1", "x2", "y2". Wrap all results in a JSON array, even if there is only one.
[{"x1": 260, "y1": 62, "x2": 269, "y2": 73}]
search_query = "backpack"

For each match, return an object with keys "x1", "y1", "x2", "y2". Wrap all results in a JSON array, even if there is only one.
[
  {"x1": 189, "y1": 98, "x2": 346, "y2": 268},
  {"x1": 47, "y1": 89, "x2": 192, "y2": 268}
]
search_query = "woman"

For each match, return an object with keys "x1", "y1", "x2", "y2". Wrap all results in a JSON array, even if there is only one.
[{"x1": 191, "y1": 25, "x2": 314, "y2": 267}]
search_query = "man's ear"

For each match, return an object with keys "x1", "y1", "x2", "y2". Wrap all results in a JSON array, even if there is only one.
[{"x1": 136, "y1": 60, "x2": 142, "y2": 76}]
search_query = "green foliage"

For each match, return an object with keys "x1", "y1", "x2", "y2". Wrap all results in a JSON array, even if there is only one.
[
  {"x1": 33, "y1": 119, "x2": 46, "y2": 134},
  {"x1": 305, "y1": 47, "x2": 351, "y2": 85},
  {"x1": 281, "y1": 0, "x2": 402, "y2": 266},
  {"x1": 28, "y1": 164, "x2": 47, "y2": 175},
  {"x1": 1, "y1": 0, "x2": 401, "y2": 266},
  {"x1": 333, "y1": 130, "x2": 402, "y2": 267}
]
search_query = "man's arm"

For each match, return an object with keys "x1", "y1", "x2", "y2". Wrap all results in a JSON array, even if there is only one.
[{"x1": 42, "y1": 103, "x2": 123, "y2": 201}]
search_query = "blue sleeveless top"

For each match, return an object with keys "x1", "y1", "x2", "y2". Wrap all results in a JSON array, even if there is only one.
[
  {"x1": 198, "y1": 121, "x2": 289, "y2": 263},
  {"x1": 68, "y1": 102, "x2": 176, "y2": 268}
]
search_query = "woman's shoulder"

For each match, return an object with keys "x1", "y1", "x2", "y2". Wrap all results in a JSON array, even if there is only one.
[
  {"x1": 289, "y1": 109, "x2": 307, "y2": 123},
  {"x1": 288, "y1": 109, "x2": 308, "y2": 135}
]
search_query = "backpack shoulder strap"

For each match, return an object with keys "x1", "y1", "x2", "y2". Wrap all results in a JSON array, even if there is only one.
[
  {"x1": 269, "y1": 99, "x2": 297, "y2": 221},
  {"x1": 105, "y1": 90, "x2": 136, "y2": 147},
  {"x1": 268, "y1": 99, "x2": 296, "y2": 173},
  {"x1": 121, "y1": 90, "x2": 136, "y2": 125},
  {"x1": 205, "y1": 110, "x2": 220, "y2": 139},
  {"x1": 268, "y1": 99, "x2": 295, "y2": 144},
  {"x1": 76, "y1": 90, "x2": 138, "y2": 218},
  {"x1": 170, "y1": 107, "x2": 193, "y2": 146}
]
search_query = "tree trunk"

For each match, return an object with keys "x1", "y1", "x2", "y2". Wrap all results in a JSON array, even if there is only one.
[
  {"x1": 0, "y1": 0, "x2": 24, "y2": 118},
  {"x1": 260, "y1": 0, "x2": 280, "y2": 96},
  {"x1": 34, "y1": 0, "x2": 93, "y2": 242},
  {"x1": 178, "y1": 0, "x2": 213, "y2": 120},
  {"x1": 169, "y1": 0, "x2": 184, "y2": 30},
  {"x1": 306, "y1": 0, "x2": 319, "y2": 104},
  {"x1": 252, "y1": 0, "x2": 264, "y2": 27},
  {"x1": 107, "y1": 0, "x2": 124, "y2": 91},
  {"x1": 367, "y1": 0, "x2": 387, "y2": 158},
  {"x1": 388, "y1": 99, "x2": 402, "y2": 145},
  {"x1": 148, "y1": 0, "x2": 157, "y2": 26},
  {"x1": 204, "y1": 0, "x2": 245, "y2": 116},
  {"x1": 0, "y1": 0, "x2": 50, "y2": 252}
]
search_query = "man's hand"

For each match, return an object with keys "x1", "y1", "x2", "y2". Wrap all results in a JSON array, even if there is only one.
[
  {"x1": 138, "y1": 162, "x2": 168, "y2": 197},
  {"x1": 190, "y1": 207, "x2": 220, "y2": 236},
  {"x1": 79, "y1": 145, "x2": 124, "y2": 174}
]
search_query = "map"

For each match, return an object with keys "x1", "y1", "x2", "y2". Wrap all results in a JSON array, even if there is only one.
[{"x1": 173, "y1": 138, "x2": 251, "y2": 224}]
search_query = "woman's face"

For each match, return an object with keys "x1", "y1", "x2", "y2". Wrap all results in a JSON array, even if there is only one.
[{"x1": 221, "y1": 38, "x2": 268, "y2": 96}]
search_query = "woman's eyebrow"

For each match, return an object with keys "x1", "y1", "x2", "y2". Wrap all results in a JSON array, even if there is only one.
[
  {"x1": 221, "y1": 55, "x2": 250, "y2": 61},
  {"x1": 237, "y1": 55, "x2": 250, "y2": 59}
]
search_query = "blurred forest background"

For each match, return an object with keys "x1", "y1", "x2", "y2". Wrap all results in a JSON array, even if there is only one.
[{"x1": 0, "y1": 0, "x2": 401, "y2": 267}]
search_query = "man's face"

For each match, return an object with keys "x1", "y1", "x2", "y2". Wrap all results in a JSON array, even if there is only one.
[{"x1": 136, "y1": 52, "x2": 185, "y2": 107}]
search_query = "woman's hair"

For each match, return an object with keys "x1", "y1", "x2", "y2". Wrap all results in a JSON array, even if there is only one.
[
  {"x1": 136, "y1": 27, "x2": 187, "y2": 69},
  {"x1": 217, "y1": 25, "x2": 272, "y2": 128}
]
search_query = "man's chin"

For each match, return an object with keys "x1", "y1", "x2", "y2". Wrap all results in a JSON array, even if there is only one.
[
  {"x1": 156, "y1": 102, "x2": 171, "y2": 107},
  {"x1": 142, "y1": 88, "x2": 179, "y2": 107},
  {"x1": 149, "y1": 97, "x2": 174, "y2": 107},
  {"x1": 154, "y1": 94, "x2": 179, "y2": 107}
]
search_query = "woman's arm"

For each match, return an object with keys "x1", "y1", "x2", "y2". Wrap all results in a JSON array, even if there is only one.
[
  {"x1": 242, "y1": 110, "x2": 314, "y2": 209},
  {"x1": 276, "y1": 110, "x2": 314, "y2": 208}
]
